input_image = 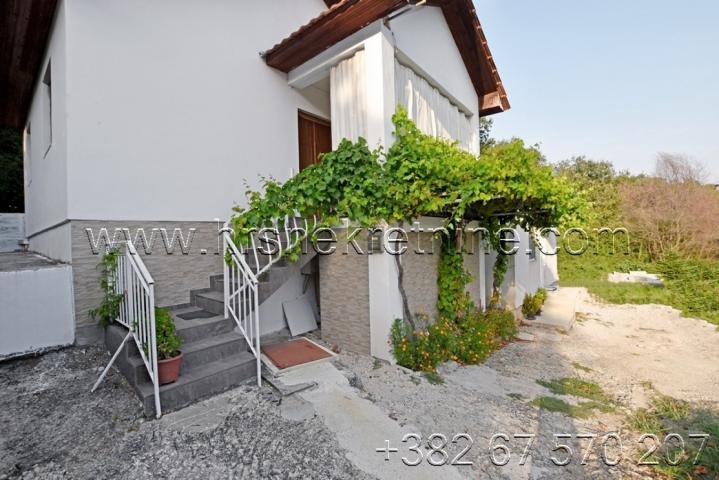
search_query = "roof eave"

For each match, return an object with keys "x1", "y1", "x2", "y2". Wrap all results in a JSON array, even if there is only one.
[{"x1": 266, "y1": 0, "x2": 510, "y2": 117}]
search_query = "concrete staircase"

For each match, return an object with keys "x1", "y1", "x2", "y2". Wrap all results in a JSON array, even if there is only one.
[{"x1": 104, "y1": 246, "x2": 317, "y2": 417}]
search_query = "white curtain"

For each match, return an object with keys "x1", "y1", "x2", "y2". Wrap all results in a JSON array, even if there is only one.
[
  {"x1": 330, "y1": 50, "x2": 367, "y2": 148},
  {"x1": 395, "y1": 60, "x2": 478, "y2": 154}
]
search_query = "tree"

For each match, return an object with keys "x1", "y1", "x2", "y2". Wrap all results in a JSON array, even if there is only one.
[
  {"x1": 655, "y1": 152, "x2": 707, "y2": 184},
  {"x1": 0, "y1": 127, "x2": 24, "y2": 212},
  {"x1": 554, "y1": 156, "x2": 624, "y2": 227},
  {"x1": 619, "y1": 155, "x2": 719, "y2": 260},
  {"x1": 479, "y1": 117, "x2": 495, "y2": 150}
]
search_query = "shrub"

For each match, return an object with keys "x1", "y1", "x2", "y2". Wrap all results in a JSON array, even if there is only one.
[
  {"x1": 535, "y1": 288, "x2": 548, "y2": 304},
  {"x1": 155, "y1": 308, "x2": 183, "y2": 360},
  {"x1": 521, "y1": 289, "x2": 548, "y2": 318},
  {"x1": 390, "y1": 319, "x2": 451, "y2": 372},
  {"x1": 390, "y1": 308, "x2": 518, "y2": 372},
  {"x1": 486, "y1": 308, "x2": 518, "y2": 341},
  {"x1": 521, "y1": 293, "x2": 541, "y2": 318},
  {"x1": 454, "y1": 311, "x2": 497, "y2": 364},
  {"x1": 89, "y1": 248, "x2": 124, "y2": 328}
]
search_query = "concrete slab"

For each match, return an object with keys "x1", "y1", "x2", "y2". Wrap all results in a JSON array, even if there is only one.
[
  {"x1": 280, "y1": 395, "x2": 316, "y2": 421},
  {"x1": 516, "y1": 331, "x2": 536, "y2": 342},
  {"x1": 0, "y1": 252, "x2": 62, "y2": 272},
  {"x1": 527, "y1": 287, "x2": 584, "y2": 333},
  {"x1": 160, "y1": 393, "x2": 234, "y2": 433},
  {"x1": 280, "y1": 361, "x2": 464, "y2": 480},
  {"x1": 608, "y1": 270, "x2": 664, "y2": 286}
]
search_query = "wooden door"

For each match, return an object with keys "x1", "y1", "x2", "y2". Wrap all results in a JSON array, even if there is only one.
[{"x1": 298, "y1": 111, "x2": 331, "y2": 171}]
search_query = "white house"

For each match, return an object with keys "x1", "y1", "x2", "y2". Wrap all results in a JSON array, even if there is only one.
[{"x1": 3, "y1": 0, "x2": 556, "y2": 414}]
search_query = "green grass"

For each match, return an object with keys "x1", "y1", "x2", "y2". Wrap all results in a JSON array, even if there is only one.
[
  {"x1": 626, "y1": 396, "x2": 719, "y2": 479},
  {"x1": 571, "y1": 362, "x2": 593, "y2": 373},
  {"x1": 654, "y1": 395, "x2": 691, "y2": 421},
  {"x1": 421, "y1": 371, "x2": 444, "y2": 385},
  {"x1": 532, "y1": 377, "x2": 616, "y2": 419},
  {"x1": 531, "y1": 396, "x2": 614, "y2": 419},
  {"x1": 536, "y1": 377, "x2": 612, "y2": 403},
  {"x1": 628, "y1": 408, "x2": 665, "y2": 435},
  {"x1": 559, "y1": 250, "x2": 719, "y2": 326},
  {"x1": 507, "y1": 392, "x2": 525, "y2": 401}
]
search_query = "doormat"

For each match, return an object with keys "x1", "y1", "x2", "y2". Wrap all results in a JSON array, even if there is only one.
[{"x1": 261, "y1": 337, "x2": 334, "y2": 372}]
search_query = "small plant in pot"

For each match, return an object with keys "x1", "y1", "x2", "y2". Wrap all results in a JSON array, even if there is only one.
[{"x1": 155, "y1": 307, "x2": 183, "y2": 385}]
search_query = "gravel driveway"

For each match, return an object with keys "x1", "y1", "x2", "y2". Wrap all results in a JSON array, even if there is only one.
[
  {"x1": 1, "y1": 290, "x2": 717, "y2": 479},
  {"x1": 0, "y1": 348, "x2": 371, "y2": 480}
]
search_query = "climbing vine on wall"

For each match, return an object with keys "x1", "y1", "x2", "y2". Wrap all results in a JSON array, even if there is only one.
[
  {"x1": 89, "y1": 248, "x2": 123, "y2": 328},
  {"x1": 436, "y1": 229, "x2": 474, "y2": 320},
  {"x1": 230, "y1": 108, "x2": 580, "y2": 321}
]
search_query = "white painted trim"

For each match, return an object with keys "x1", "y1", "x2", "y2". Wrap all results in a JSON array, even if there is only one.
[{"x1": 288, "y1": 21, "x2": 383, "y2": 89}]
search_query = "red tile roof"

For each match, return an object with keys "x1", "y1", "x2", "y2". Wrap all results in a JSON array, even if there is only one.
[{"x1": 265, "y1": 0, "x2": 509, "y2": 116}]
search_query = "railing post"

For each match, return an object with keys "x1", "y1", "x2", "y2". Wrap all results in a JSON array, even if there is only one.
[
  {"x1": 148, "y1": 283, "x2": 161, "y2": 418},
  {"x1": 125, "y1": 250, "x2": 134, "y2": 332},
  {"x1": 254, "y1": 287, "x2": 261, "y2": 387},
  {"x1": 223, "y1": 234, "x2": 229, "y2": 320}
]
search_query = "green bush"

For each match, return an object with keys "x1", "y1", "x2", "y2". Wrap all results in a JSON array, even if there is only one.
[
  {"x1": 155, "y1": 308, "x2": 183, "y2": 360},
  {"x1": 390, "y1": 308, "x2": 517, "y2": 372},
  {"x1": 521, "y1": 289, "x2": 546, "y2": 318},
  {"x1": 89, "y1": 249, "x2": 124, "y2": 328},
  {"x1": 486, "y1": 308, "x2": 518, "y2": 341},
  {"x1": 454, "y1": 311, "x2": 497, "y2": 364},
  {"x1": 535, "y1": 288, "x2": 548, "y2": 304}
]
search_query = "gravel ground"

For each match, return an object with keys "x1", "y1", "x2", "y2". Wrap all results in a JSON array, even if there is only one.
[
  {"x1": 0, "y1": 347, "x2": 372, "y2": 480},
  {"x1": 332, "y1": 291, "x2": 719, "y2": 479},
  {"x1": 2, "y1": 290, "x2": 717, "y2": 479}
]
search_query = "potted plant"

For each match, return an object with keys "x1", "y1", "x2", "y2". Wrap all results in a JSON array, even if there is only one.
[{"x1": 155, "y1": 307, "x2": 183, "y2": 384}]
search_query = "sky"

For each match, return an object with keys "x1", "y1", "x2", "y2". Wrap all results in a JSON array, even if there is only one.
[{"x1": 474, "y1": 0, "x2": 719, "y2": 183}]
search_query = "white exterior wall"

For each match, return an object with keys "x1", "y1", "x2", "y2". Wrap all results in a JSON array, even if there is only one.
[
  {"x1": 514, "y1": 229, "x2": 542, "y2": 307},
  {"x1": 389, "y1": 6, "x2": 480, "y2": 152},
  {"x1": 0, "y1": 265, "x2": 75, "y2": 357},
  {"x1": 23, "y1": 1, "x2": 69, "y2": 240},
  {"x1": 24, "y1": 2, "x2": 478, "y2": 229},
  {"x1": 26, "y1": 222, "x2": 72, "y2": 263},
  {"x1": 62, "y1": 0, "x2": 329, "y2": 222}
]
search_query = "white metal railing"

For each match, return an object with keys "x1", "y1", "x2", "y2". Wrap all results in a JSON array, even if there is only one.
[
  {"x1": 221, "y1": 215, "x2": 316, "y2": 385},
  {"x1": 235, "y1": 215, "x2": 318, "y2": 278},
  {"x1": 92, "y1": 240, "x2": 161, "y2": 418},
  {"x1": 223, "y1": 228, "x2": 261, "y2": 386}
]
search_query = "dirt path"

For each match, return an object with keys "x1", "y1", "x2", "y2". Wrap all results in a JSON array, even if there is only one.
[{"x1": 335, "y1": 289, "x2": 719, "y2": 479}]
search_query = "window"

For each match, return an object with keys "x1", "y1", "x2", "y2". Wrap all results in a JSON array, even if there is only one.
[{"x1": 42, "y1": 62, "x2": 52, "y2": 155}]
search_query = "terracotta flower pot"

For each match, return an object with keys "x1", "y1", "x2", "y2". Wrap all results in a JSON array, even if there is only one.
[{"x1": 158, "y1": 352, "x2": 183, "y2": 385}]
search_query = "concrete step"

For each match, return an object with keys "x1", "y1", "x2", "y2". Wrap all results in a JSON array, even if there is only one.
[
  {"x1": 105, "y1": 320, "x2": 247, "y2": 387},
  {"x1": 245, "y1": 252, "x2": 287, "y2": 271},
  {"x1": 136, "y1": 351, "x2": 256, "y2": 416},
  {"x1": 171, "y1": 309, "x2": 234, "y2": 343},
  {"x1": 181, "y1": 332, "x2": 247, "y2": 371},
  {"x1": 192, "y1": 278, "x2": 287, "y2": 315},
  {"x1": 210, "y1": 267, "x2": 283, "y2": 292},
  {"x1": 528, "y1": 287, "x2": 585, "y2": 333},
  {"x1": 191, "y1": 290, "x2": 225, "y2": 316}
]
